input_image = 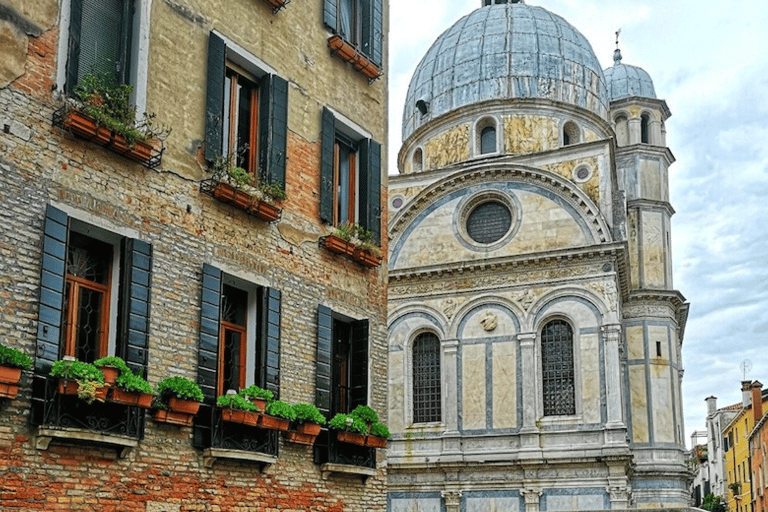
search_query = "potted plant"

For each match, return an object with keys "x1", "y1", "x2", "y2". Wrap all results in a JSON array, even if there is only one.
[
  {"x1": 260, "y1": 399, "x2": 295, "y2": 431},
  {"x1": 328, "y1": 413, "x2": 369, "y2": 446},
  {"x1": 156, "y1": 376, "x2": 204, "y2": 414},
  {"x1": 110, "y1": 368, "x2": 154, "y2": 408},
  {"x1": 238, "y1": 384, "x2": 274, "y2": 412},
  {"x1": 327, "y1": 35, "x2": 381, "y2": 80},
  {"x1": 0, "y1": 343, "x2": 32, "y2": 399},
  {"x1": 92, "y1": 356, "x2": 129, "y2": 386},
  {"x1": 50, "y1": 358, "x2": 107, "y2": 404},
  {"x1": 329, "y1": 405, "x2": 389, "y2": 448},
  {"x1": 284, "y1": 403, "x2": 326, "y2": 446},
  {"x1": 321, "y1": 223, "x2": 382, "y2": 268},
  {"x1": 366, "y1": 421, "x2": 391, "y2": 448},
  {"x1": 217, "y1": 391, "x2": 259, "y2": 426}
]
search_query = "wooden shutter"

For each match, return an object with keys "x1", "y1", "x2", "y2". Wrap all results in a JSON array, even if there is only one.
[
  {"x1": 204, "y1": 32, "x2": 226, "y2": 162},
  {"x1": 198, "y1": 264, "x2": 221, "y2": 400},
  {"x1": 322, "y1": 0, "x2": 337, "y2": 33},
  {"x1": 36, "y1": 205, "x2": 69, "y2": 371},
  {"x1": 65, "y1": 0, "x2": 83, "y2": 94},
  {"x1": 349, "y1": 318, "x2": 369, "y2": 409},
  {"x1": 258, "y1": 74, "x2": 288, "y2": 189},
  {"x1": 261, "y1": 287, "x2": 281, "y2": 397},
  {"x1": 370, "y1": 0, "x2": 383, "y2": 67},
  {"x1": 319, "y1": 108, "x2": 335, "y2": 224},
  {"x1": 117, "y1": 238, "x2": 152, "y2": 373},
  {"x1": 315, "y1": 305, "x2": 333, "y2": 418},
  {"x1": 358, "y1": 138, "x2": 381, "y2": 245}
]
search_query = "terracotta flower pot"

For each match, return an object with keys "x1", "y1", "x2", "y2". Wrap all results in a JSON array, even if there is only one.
[
  {"x1": 322, "y1": 234, "x2": 354, "y2": 256},
  {"x1": 153, "y1": 409, "x2": 195, "y2": 427},
  {"x1": 57, "y1": 379, "x2": 79, "y2": 396},
  {"x1": 284, "y1": 431, "x2": 318, "y2": 446},
  {"x1": 336, "y1": 431, "x2": 367, "y2": 446},
  {"x1": 110, "y1": 387, "x2": 153, "y2": 407},
  {"x1": 249, "y1": 200, "x2": 281, "y2": 222},
  {"x1": 0, "y1": 382, "x2": 20, "y2": 400},
  {"x1": 99, "y1": 366, "x2": 120, "y2": 386},
  {"x1": 63, "y1": 110, "x2": 112, "y2": 146},
  {"x1": 168, "y1": 397, "x2": 201, "y2": 415},
  {"x1": 0, "y1": 366, "x2": 22, "y2": 385},
  {"x1": 259, "y1": 414, "x2": 290, "y2": 431},
  {"x1": 221, "y1": 408, "x2": 258, "y2": 427},
  {"x1": 296, "y1": 422, "x2": 322, "y2": 436},
  {"x1": 365, "y1": 435, "x2": 387, "y2": 448}
]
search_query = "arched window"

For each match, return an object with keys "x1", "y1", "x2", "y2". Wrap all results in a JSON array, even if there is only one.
[
  {"x1": 541, "y1": 319, "x2": 575, "y2": 416},
  {"x1": 480, "y1": 126, "x2": 496, "y2": 154},
  {"x1": 641, "y1": 114, "x2": 650, "y2": 144},
  {"x1": 413, "y1": 332, "x2": 441, "y2": 423},
  {"x1": 563, "y1": 121, "x2": 579, "y2": 146},
  {"x1": 413, "y1": 148, "x2": 423, "y2": 172}
]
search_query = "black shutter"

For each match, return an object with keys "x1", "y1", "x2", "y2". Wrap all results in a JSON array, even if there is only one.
[
  {"x1": 117, "y1": 238, "x2": 152, "y2": 373},
  {"x1": 198, "y1": 264, "x2": 221, "y2": 400},
  {"x1": 349, "y1": 318, "x2": 369, "y2": 409},
  {"x1": 322, "y1": 0, "x2": 337, "y2": 33},
  {"x1": 315, "y1": 305, "x2": 333, "y2": 418},
  {"x1": 36, "y1": 205, "x2": 69, "y2": 371},
  {"x1": 258, "y1": 74, "x2": 288, "y2": 189},
  {"x1": 370, "y1": 0, "x2": 383, "y2": 67},
  {"x1": 204, "y1": 32, "x2": 226, "y2": 162},
  {"x1": 65, "y1": 0, "x2": 83, "y2": 93},
  {"x1": 319, "y1": 108, "x2": 335, "y2": 224},
  {"x1": 358, "y1": 138, "x2": 382, "y2": 245},
  {"x1": 261, "y1": 287, "x2": 281, "y2": 397},
  {"x1": 117, "y1": 0, "x2": 134, "y2": 84}
]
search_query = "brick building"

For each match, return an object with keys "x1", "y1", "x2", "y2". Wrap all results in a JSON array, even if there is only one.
[{"x1": 0, "y1": 0, "x2": 388, "y2": 509}]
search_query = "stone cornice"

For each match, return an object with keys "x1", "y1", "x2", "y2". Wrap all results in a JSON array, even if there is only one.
[
  {"x1": 615, "y1": 144, "x2": 676, "y2": 166},
  {"x1": 624, "y1": 290, "x2": 690, "y2": 341},
  {"x1": 609, "y1": 96, "x2": 672, "y2": 120},
  {"x1": 626, "y1": 198, "x2": 676, "y2": 217}
]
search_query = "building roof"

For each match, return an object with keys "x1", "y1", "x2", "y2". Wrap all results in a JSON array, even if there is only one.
[
  {"x1": 402, "y1": 2, "x2": 609, "y2": 141},
  {"x1": 603, "y1": 48, "x2": 656, "y2": 101}
]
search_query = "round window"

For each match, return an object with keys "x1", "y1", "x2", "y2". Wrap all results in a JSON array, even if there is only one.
[{"x1": 466, "y1": 201, "x2": 512, "y2": 244}]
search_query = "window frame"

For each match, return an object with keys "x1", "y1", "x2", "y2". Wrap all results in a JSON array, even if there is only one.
[
  {"x1": 540, "y1": 318, "x2": 576, "y2": 417},
  {"x1": 411, "y1": 331, "x2": 442, "y2": 425},
  {"x1": 323, "y1": 0, "x2": 383, "y2": 67}
]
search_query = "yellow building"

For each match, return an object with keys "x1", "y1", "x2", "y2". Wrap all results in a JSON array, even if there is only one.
[{"x1": 724, "y1": 381, "x2": 768, "y2": 512}]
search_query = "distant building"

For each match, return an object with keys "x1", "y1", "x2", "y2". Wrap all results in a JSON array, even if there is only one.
[
  {"x1": 692, "y1": 396, "x2": 741, "y2": 504},
  {"x1": 750, "y1": 389, "x2": 768, "y2": 512},
  {"x1": 386, "y1": 0, "x2": 690, "y2": 510}
]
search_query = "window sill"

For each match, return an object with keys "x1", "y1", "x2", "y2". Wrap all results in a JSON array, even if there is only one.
[
  {"x1": 327, "y1": 35, "x2": 381, "y2": 81},
  {"x1": 320, "y1": 233, "x2": 382, "y2": 268},
  {"x1": 54, "y1": 107, "x2": 163, "y2": 169},
  {"x1": 203, "y1": 447, "x2": 277, "y2": 469},
  {"x1": 202, "y1": 180, "x2": 282, "y2": 222},
  {"x1": 321, "y1": 462, "x2": 376, "y2": 481},
  {"x1": 35, "y1": 426, "x2": 138, "y2": 458}
]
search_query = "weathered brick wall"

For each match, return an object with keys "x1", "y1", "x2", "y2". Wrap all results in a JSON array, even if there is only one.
[{"x1": 0, "y1": 0, "x2": 389, "y2": 507}]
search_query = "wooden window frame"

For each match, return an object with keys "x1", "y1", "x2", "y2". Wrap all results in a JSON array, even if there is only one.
[
  {"x1": 224, "y1": 63, "x2": 260, "y2": 175},
  {"x1": 217, "y1": 320, "x2": 248, "y2": 396},
  {"x1": 332, "y1": 136, "x2": 358, "y2": 226},
  {"x1": 63, "y1": 274, "x2": 111, "y2": 360}
]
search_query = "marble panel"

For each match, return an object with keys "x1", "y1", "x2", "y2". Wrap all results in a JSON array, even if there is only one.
[
  {"x1": 467, "y1": 497, "x2": 520, "y2": 512},
  {"x1": 461, "y1": 308, "x2": 518, "y2": 339},
  {"x1": 391, "y1": 498, "x2": 441, "y2": 512},
  {"x1": 651, "y1": 365, "x2": 674, "y2": 443},
  {"x1": 648, "y1": 325, "x2": 669, "y2": 361},
  {"x1": 641, "y1": 210, "x2": 665, "y2": 288},
  {"x1": 546, "y1": 493, "x2": 604, "y2": 511},
  {"x1": 492, "y1": 341, "x2": 517, "y2": 429},
  {"x1": 629, "y1": 365, "x2": 649, "y2": 443},
  {"x1": 639, "y1": 158, "x2": 662, "y2": 201},
  {"x1": 389, "y1": 351, "x2": 405, "y2": 432},
  {"x1": 462, "y1": 344, "x2": 487, "y2": 430},
  {"x1": 626, "y1": 325, "x2": 644, "y2": 360},
  {"x1": 579, "y1": 333, "x2": 600, "y2": 424},
  {"x1": 424, "y1": 124, "x2": 470, "y2": 169}
]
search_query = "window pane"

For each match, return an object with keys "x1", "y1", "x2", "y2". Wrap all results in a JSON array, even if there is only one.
[
  {"x1": 221, "y1": 327, "x2": 245, "y2": 393},
  {"x1": 541, "y1": 320, "x2": 575, "y2": 416},
  {"x1": 413, "y1": 332, "x2": 441, "y2": 423},
  {"x1": 74, "y1": 286, "x2": 105, "y2": 362},
  {"x1": 336, "y1": 142, "x2": 352, "y2": 225},
  {"x1": 480, "y1": 126, "x2": 496, "y2": 154},
  {"x1": 79, "y1": 0, "x2": 125, "y2": 83}
]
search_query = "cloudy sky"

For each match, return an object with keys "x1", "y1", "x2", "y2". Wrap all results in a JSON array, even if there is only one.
[{"x1": 387, "y1": 0, "x2": 768, "y2": 445}]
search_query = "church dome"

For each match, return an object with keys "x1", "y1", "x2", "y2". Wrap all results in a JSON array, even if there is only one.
[
  {"x1": 402, "y1": 2, "x2": 610, "y2": 141},
  {"x1": 603, "y1": 49, "x2": 656, "y2": 101}
]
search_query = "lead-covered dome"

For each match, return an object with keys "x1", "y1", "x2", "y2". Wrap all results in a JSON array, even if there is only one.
[
  {"x1": 402, "y1": 2, "x2": 610, "y2": 141},
  {"x1": 603, "y1": 49, "x2": 656, "y2": 101}
]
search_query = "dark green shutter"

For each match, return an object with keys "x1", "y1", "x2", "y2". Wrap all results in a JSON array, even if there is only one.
[
  {"x1": 319, "y1": 108, "x2": 336, "y2": 224},
  {"x1": 323, "y1": 0, "x2": 337, "y2": 33},
  {"x1": 258, "y1": 74, "x2": 288, "y2": 190},
  {"x1": 198, "y1": 264, "x2": 221, "y2": 400},
  {"x1": 117, "y1": 238, "x2": 152, "y2": 373},
  {"x1": 370, "y1": 0, "x2": 383, "y2": 67},
  {"x1": 261, "y1": 287, "x2": 281, "y2": 397},
  {"x1": 315, "y1": 305, "x2": 333, "y2": 418},
  {"x1": 360, "y1": 0, "x2": 372, "y2": 59},
  {"x1": 117, "y1": 0, "x2": 134, "y2": 85},
  {"x1": 204, "y1": 32, "x2": 226, "y2": 162},
  {"x1": 65, "y1": 0, "x2": 83, "y2": 94},
  {"x1": 358, "y1": 138, "x2": 381, "y2": 245},
  {"x1": 349, "y1": 318, "x2": 369, "y2": 409},
  {"x1": 36, "y1": 205, "x2": 69, "y2": 371}
]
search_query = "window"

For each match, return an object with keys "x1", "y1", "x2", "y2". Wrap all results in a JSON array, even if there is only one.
[
  {"x1": 640, "y1": 114, "x2": 650, "y2": 144},
  {"x1": 315, "y1": 305, "x2": 369, "y2": 418},
  {"x1": 480, "y1": 126, "x2": 496, "y2": 154},
  {"x1": 205, "y1": 32, "x2": 288, "y2": 189},
  {"x1": 563, "y1": 121, "x2": 580, "y2": 146},
  {"x1": 323, "y1": 0, "x2": 383, "y2": 67},
  {"x1": 412, "y1": 332, "x2": 441, "y2": 423},
  {"x1": 65, "y1": 0, "x2": 135, "y2": 93},
  {"x1": 413, "y1": 148, "x2": 423, "y2": 172},
  {"x1": 320, "y1": 107, "x2": 382, "y2": 244},
  {"x1": 197, "y1": 264, "x2": 282, "y2": 400},
  {"x1": 36, "y1": 204, "x2": 152, "y2": 370},
  {"x1": 541, "y1": 319, "x2": 575, "y2": 416}
]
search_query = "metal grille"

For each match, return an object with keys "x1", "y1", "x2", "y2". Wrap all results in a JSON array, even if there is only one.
[
  {"x1": 412, "y1": 332, "x2": 441, "y2": 423},
  {"x1": 466, "y1": 201, "x2": 512, "y2": 244},
  {"x1": 541, "y1": 320, "x2": 575, "y2": 416}
]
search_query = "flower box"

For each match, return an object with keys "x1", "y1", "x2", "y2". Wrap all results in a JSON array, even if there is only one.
[
  {"x1": 211, "y1": 182, "x2": 282, "y2": 222},
  {"x1": 221, "y1": 408, "x2": 259, "y2": 427},
  {"x1": 168, "y1": 397, "x2": 201, "y2": 415},
  {"x1": 327, "y1": 35, "x2": 382, "y2": 80},
  {"x1": 0, "y1": 383, "x2": 19, "y2": 399},
  {"x1": 364, "y1": 435, "x2": 387, "y2": 448},
  {"x1": 57, "y1": 379, "x2": 108, "y2": 401},
  {"x1": 259, "y1": 414, "x2": 290, "y2": 432},
  {"x1": 284, "y1": 422, "x2": 322, "y2": 446},
  {"x1": 336, "y1": 431, "x2": 367, "y2": 446},
  {"x1": 153, "y1": 409, "x2": 195, "y2": 427},
  {"x1": 0, "y1": 366, "x2": 22, "y2": 385},
  {"x1": 321, "y1": 234, "x2": 382, "y2": 268},
  {"x1": 99, "y1": 366, "x2": 120, "y2": 386},
  {"x1": 109, "y1": 387, "x2": 153, "y2": 408},
  {"x1": 262, "y1": 0, "x2": 288, "y2": 11}
]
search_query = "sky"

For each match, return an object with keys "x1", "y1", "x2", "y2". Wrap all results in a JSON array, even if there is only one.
[{"x1": 387, "y1": 0, "x2": 768, "y2": 446}]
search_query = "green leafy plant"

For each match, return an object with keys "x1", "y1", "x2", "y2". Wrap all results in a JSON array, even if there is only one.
[
  {"x1": 265, "y1": 400, "x2": 297, "y2": 420},
  {"x1": 50, "y1": 359, "x2": 105, "y2": 404},
  {"x1": 156, "y1": 376, "x2": 204, "y2": 402},
  {"x1": 115, "y1": 369, "x2": 154, "y2": 394},
  {"x1": 350, "y1": 404, "x2": 379, "y2": 424},
  {"x1": 92, "y1": 356, "x2": 129, "y2": 374},
  {"x1": 258, "y1": 181, "x2": 287, "y2": 202},
  {"x1": 291, "y1": 403, "x2": 326, "y2": 425},
  {"x1": 701, "y1": 493, "x2": 726, "y2": 512},
  {"x1": 0, "y1": 343, "x2": 32, "y2": 370},
  {"x1": 331, "y1": 223, "x2": 380, "y2": 257},
  {"x1": 209, "y1": 149, "x2": 286, "y2": 201},
  {"x1": 217, "y1": 393, "x2": 258, "y2": 411},
  {"x1": 328, "y1": 413, "x2": 368, "y2": 434},
  {"x1": 238, "y1": 384, "x2": 274, "y2": 402},
  {"x1": 369, "y1": 422, "x2": 391, "y2": 439}
]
